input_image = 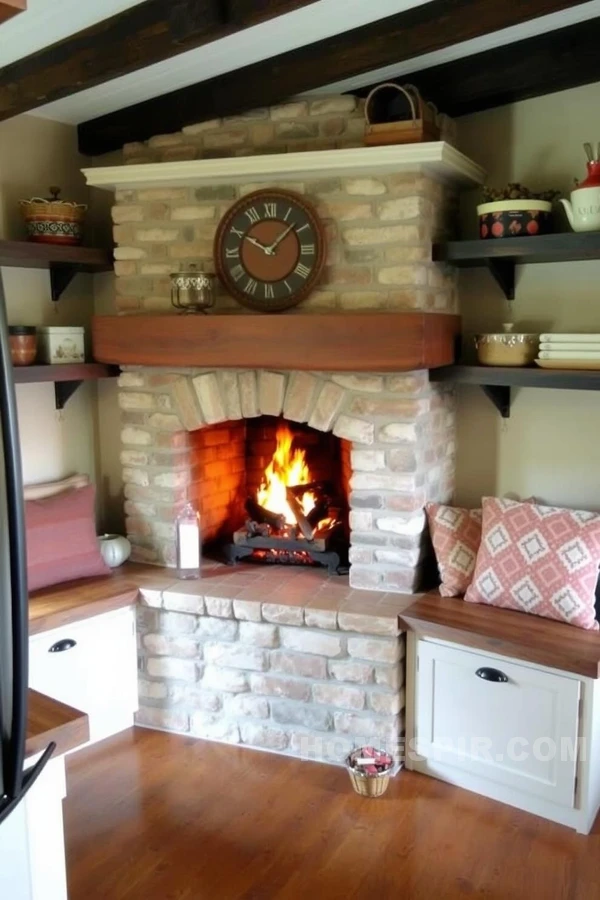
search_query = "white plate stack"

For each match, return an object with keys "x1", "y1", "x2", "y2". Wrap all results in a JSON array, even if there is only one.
[{"x1": 536, "y1": 334, "x2": 600, "y2": 370}]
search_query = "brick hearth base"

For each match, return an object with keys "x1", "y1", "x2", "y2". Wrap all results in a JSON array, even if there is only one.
[{"x1": 136, "y1": 559, "x2": 408, "y2": 764}]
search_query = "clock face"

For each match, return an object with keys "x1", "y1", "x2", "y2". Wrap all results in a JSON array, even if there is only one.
[{"x1": 214, "y1": 189, "x2": 326, "y2": 311}]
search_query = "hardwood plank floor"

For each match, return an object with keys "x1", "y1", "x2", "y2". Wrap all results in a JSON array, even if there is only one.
[{"x1": 64, "y1": 728, "x2": 600, "y2": 900}]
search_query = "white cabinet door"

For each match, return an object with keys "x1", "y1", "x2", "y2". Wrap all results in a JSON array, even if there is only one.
[
  {"x1": 29, "y1": 607, "x2": 138, "y2": 745},
  {"x1": 416, "y1": 641, "x2": 580, "y2": 809}
]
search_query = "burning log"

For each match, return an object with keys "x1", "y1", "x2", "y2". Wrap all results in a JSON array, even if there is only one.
[
  {"x1": 307, "y1": 498, "x2": 331, "y2": 529},
  {"x1": 285, "y1": 488, "x2": 315, "y2": 541},
  {"x1": 245, "y1": 519, "x2": 271, "y2": 538},
  {"x1": 245, "y1": 498, "x2": 286, "y2": 532},
  {"x1": 288, "y1": 480, "x2": 334, "y2": 499}
]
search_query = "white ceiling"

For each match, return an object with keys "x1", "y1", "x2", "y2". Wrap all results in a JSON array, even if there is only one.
[{"x1": 1, "y1": 0, "x2": 600, "y2": 126}]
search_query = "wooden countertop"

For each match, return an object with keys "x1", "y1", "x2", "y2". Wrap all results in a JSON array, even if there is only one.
[
  {"x1": 27, "y1": 690, "x2": 89, "y2": 758},
  {"x1": 29, "y1": 570, "x2": 140, "y2": 634},
  {"x1": 400, "y1": 593, "x2": 600, "y2": 679}
]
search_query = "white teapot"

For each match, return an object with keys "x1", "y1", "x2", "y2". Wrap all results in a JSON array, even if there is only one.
[{"x1": 560, "y1": 159, "x2": 600, "y2": 232}]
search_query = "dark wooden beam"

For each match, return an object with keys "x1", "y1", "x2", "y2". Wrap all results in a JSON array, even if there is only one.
[
  {"x1": 78, "y1": 0, "x2": 583, "y2": 155},
  {"x1": 357, "y1": 16, "x2": 600, "y2": 119},
  {"x1": 0, "y1": 0, "x2": 25, "y2": 25},
  {"x1": 0, "y1": 0, "x2": 315, "y2": 122}
]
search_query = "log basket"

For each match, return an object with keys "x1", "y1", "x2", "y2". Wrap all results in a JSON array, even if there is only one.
[{"x1": 364, "y1": 82, "x2": 440, "y2": 146}]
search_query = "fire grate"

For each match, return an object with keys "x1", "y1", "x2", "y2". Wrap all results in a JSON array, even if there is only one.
[{"x1": 223, "y1": 481, "x2": 349, "y2": 575}]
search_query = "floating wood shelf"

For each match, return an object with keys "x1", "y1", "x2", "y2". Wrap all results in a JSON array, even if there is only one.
[
  {"x1": 92, "y1": 312, "x2": 461, "y2": 372},
  {"x1": 14, "y1": 363, "x2": 119, "y2": 409},
  {"x1": 0, "y1": 240, "x2": 113, "y2": 301},
  {"x1": 430, "y1": 364, "x2": 600, "y2": 418},
  {"x1": 432, "y1": 233, "x2": 600, "y2": 300}
]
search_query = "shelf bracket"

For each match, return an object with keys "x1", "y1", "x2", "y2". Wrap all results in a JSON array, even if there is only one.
[
  {"x1": 486, "y1": 259, "x2": 515, "y2": 300},
  {"x1": 49, "y1": 264, "x2": 77, "y2": 303},
  {"x1": 54, "y1": 381, "x2": 82, "y2": 410},
  {"x1": 481, "y1": 385, "x2": 511, "y2": 418}
]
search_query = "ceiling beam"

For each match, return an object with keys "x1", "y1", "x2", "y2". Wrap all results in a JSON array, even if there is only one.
[
  {"x1": 0, "y1": 0, "x2": 25, "y2": 25},
  {"x1": 358, "y1": 16, "x2": 600, "y2": 119},
  {"x1": 0, "y1": 0, "x2": 315, "y2": 122},
  {"x1": 78, "y1": 0, "x2": 585, "y2": 155}
]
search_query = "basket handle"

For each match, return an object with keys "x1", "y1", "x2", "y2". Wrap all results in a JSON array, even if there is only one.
[{"x1": 364, "y1": 82, "x2": 420, "y2": 128}]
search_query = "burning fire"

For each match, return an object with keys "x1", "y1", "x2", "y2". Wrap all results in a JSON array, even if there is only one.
[{"x1": 257, "y1": 426, "x2": 316, "y2": 525}]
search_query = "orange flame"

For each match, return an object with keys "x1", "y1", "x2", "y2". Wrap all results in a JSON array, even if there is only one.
[{"x1": 257, "y1": 426, "x2": 316, "y2": 525}]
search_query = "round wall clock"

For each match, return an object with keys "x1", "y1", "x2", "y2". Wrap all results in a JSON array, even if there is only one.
[{"x1": 214, "y1": 188, "x2": 326, "y2": 312}]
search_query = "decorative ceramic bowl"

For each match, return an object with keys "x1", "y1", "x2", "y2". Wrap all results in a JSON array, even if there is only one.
[
  {"x1": 19, "y1": 186, "x2": 87, "y2": 246},
  {"x1": 477, "y1": 200, "x2": 553, "y2": 239},
  {"x1": 475, "y1": 324, "x2": 539, "y2": 367}
]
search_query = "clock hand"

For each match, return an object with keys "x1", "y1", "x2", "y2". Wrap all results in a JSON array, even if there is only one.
[
  {"x1": 244, "y1": 235, "x2": 273, "y2": 255},
  {"x1": 266, "y1": 223, "x2": 295, "y2": 254}
]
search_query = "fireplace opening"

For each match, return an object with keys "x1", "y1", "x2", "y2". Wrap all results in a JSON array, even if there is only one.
[{"x1": 192, "y1": 417, "x2": 350, "y2": 574}]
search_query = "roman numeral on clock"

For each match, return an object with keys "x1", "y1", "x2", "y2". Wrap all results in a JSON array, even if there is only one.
[
  {"x1": 225, "y1": 247, "x2": 240, "y2": 258},
  {"x1": 231, "y1": 226, "x2": 244, "y2": 239},
  {"x1": 244, "y1": 278, "x2": 258, "y2": 296},
  {"x1": 245, "y1": 207, "x2": 260, "y2": 224},
  {"x1": 301, "y1": 244, "x2": 315, "y2": 256},
  {"x1": 296, "y1": 223, "x2": 310, "y2": 234},
  {"x1": 294, "y1": 262, "x2": 311, "y2": 279},
  {"x1": 264, "y1": 284, "x2": 275, "y2": 300},
  {"x1": 231, "y1": 264, "x2": 245, "y2": 282},
  {"x1": 264, "y1": 203, "x2": 277, "y2": 218}
]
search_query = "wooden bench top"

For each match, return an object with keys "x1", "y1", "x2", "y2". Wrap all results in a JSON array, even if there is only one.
[
  {"x1": 399, "y1": 593, "x2": 600, "y2": 679},
  {"x1": 27, "y1": 690, "x2": 89, "y2": 758},
  {"x1": 28, "y1": 571, "x2": 140, "y2": 635}
]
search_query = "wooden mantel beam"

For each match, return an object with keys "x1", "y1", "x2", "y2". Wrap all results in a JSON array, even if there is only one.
[
  {"x1": 78, "y1": 0, "x2": 583, "y2": 155},
  {"x1": 0, "y1": 0, "x2": 315, "y2": 123},
  {"x1": 0, "y1": 0, "x2": 25, "y2": 24}
]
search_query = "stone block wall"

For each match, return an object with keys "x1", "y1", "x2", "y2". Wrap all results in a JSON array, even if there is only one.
[
  {"x1": 119, "y1": 366, "x2": 455, "y2": 592},
  {"x1": 111, "y1": 94, "x2": 458, "y2": 316},
  {"x1": 113, "y1": 173, "x2": 457, "y2": 315},
  {"x1": 136, "y1": 582, "x2": 405, "y2": 764}
]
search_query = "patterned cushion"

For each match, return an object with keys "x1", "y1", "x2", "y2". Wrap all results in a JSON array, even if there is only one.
[
  {"x1": 426, "y1": 503, "x2": 483, "y2": 597},
  {"x1": 465, "y1": 497, "x2": 600, "y2": 630}
]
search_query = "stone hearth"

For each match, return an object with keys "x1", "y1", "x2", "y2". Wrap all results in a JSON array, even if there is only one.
[{"x1": 135, "y1": 559, "x2": 408, "y2": 764}]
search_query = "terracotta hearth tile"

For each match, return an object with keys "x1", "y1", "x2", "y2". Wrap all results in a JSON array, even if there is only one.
[{"x1": 203, "y1": 584, "x2": 240, "y2": 601}]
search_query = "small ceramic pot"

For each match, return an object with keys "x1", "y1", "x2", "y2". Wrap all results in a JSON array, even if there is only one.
[
  {"x1": 475, "y1": 324, "x2": 539, "y2": 367},
  {"x1": 99, "y1": 534, "x2": 131, "y2": 568},
  {"x1": 9, "y1": 326, "x2": 37, "y2": 366},
  {"x1": 477, "y1": 200, "x2": 553, "y2": 239}
]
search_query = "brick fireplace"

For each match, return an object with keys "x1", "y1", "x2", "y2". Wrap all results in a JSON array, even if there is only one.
[
  {"x1": 86, "y1": 98, "x2": 484, "y2": 763},
  {"x1": 119, "y1": 366, "x2": 455, "y2": 592}
]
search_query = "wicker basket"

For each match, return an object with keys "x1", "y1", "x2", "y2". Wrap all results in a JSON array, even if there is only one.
[
  {"x1": 19, "y1": 186, "x2": 87, "y2": 246},
  {"x1": 364, "y1": 83, "x2": 440, "y2": 147},
  {"x1": 346, "y1": 749, "x2": 395, "y2": 798}
]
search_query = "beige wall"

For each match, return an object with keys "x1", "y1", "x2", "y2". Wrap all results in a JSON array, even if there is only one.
[
  {"x1": 454, "y1": 81, "x2": 600, "y2": 513},
  {"x1": 0, "y1": 115, "x2": 115, "y2": 523}
]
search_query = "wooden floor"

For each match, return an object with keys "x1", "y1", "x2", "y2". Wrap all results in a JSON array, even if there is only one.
[{"x1": 64, "y1": 728, "x2": 600, "y2": 900}]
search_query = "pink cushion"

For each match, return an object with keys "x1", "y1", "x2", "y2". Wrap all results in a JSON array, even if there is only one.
[
  {"x1": 26, "y1": 485, "x2": 110, "y2": 592},
  {"x1": 465, "y1": 497, "x2": 600, "y2": 630},
  {"x1": 426, "y1": 503, "x2": 482, "y2": 597}
]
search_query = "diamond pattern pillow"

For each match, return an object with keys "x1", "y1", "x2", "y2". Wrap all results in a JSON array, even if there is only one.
[
  {"x1": 426, "y1": 503, "x2": 483, "y2": 597},
  {"x1": 464, "y1": 497, "x2": 600, "y2": 630}
]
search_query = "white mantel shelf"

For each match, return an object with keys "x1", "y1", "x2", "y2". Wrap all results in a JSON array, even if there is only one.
[{"x1": 83, "y1": 142, "x2": 484, "y2": 191}]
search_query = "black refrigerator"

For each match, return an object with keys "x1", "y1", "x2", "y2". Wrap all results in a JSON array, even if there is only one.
[{"x1": 0, "y1": 271, "x2": 54, "y2": 827}]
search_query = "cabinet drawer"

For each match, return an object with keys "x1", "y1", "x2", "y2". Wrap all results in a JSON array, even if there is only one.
[
  {"x1": 29, "y1": 607, "x2": 138, "y2": 744},
  {"x1": 415, "y1": 641, "x2": 580, "y2": 809}
]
